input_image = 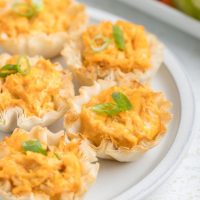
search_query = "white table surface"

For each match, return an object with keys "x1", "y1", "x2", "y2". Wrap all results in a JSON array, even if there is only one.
[{"x1": 80, "y1": 0, "x2": 200, "y2": 199}]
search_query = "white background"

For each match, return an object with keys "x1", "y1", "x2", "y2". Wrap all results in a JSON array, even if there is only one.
[{"x1": 80, "y1": 0, "x2": 200, "y2": 199}]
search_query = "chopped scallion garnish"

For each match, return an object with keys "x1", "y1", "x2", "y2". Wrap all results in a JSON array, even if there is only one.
[
  {"x1": 92, "y1": 103, "x2": 121, "y2": 117},
  {"x1": 90, "y1": 34, "x2": 110, "y2": 52},
  {"x1": 0, "y1": 64, "x2": 19, "y2": 77},
  {"x1": 12, "y1": 0, "x2": 43, "y2": 18},
  {"x1": 12, "y1": 3, "x2": 36, "y2": 18},
  {"x1": 54, "y1": 152, "x2": 61, "y2": 160},
  {"x1": 31, "y1": 0, "x2": 43, "y2": 11},
  {"x1": 0, "y1": 56, "x2": 31, "y2": 78},
  {"x1": 112, "y1": 92, "x2": 132, "y2": 111},
  {"x1": 22, "y1": 140, "x2": 47, "y2": 156},
  {"x1": 112, "y1": 25, "x2": 125, "y2": 50},
  {"x1": 17, "y1": 56, "x2": 31, "y2": 75},
  {"x1": 92, "y1": 92, "x2": 132, "y2": 116}
]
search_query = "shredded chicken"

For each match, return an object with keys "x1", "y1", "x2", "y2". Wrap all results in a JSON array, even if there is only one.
[
  {"x1": 0, "y1": 0, "x2": 85, "y2": 37},
  {"x1": 82, "y1": 20, "x2": 151, "y2": 73},
  {"x1": 81, "y1": 85, "x2": 167, "y2": 149},
  {"x1": 0, "y1": 129, "x2": 82, "y2": 199},
  {"x1": 0, "y1": 56, "x2": 63, "y2": 117}
]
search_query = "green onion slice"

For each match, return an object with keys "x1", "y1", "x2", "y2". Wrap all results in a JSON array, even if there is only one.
[
  {"x1": 0, "y1": 64, "x2": 19, "y2": 77},
  {"x1": 112, "y1": 25, "x2": 125, "y2": 50},
  {"x1": 12, "y1": 0, "x2": 43, "y2": 18},
  {"x1": 92, "y1": 92, "x2": 132, "y2": 117},
  {"x1": 0, "y1": 56, "x2": 31, "y2": 78},
  {"x1": 92, "y1": 103, "x2": 121, "y2": 117},
  {"x1": 90, "y1": 34, "x2": 110, "y2": 52},
  {"x1": 31, "y1": 0, "x2": 43, "y2": 11},
  {"x1": 17, "y1": 56, "x2": 31, "y2": 75},
  {"x1": 112, "y1": 92, "x2": 132, "y2": 111},
  {"x1": 54, "y1": 152, "x2": 61, "y2": 160},
  {"x1": 12, "y1": 3, "x2": 36, "y2": 18},
  {"x1": 22, "y1": 140, "x2": 47, "y2": 156}
]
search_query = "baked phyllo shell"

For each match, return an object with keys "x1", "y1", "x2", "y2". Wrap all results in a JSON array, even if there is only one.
[
  {"x1": 62, "y1": 21, "x2": 163, "y2": 86},
  {"x1": 64, "y1": 80, "x2": 172, "y2": 162},
  {"x1": 0, "y1": 126, "x2": 99, "y2": 200},
  {"x1": 0, "y1": 54, "x2": 74, "y2": 132},
  {"x1": 0, "y1": 0, "x2": 88, "y2": 58}
]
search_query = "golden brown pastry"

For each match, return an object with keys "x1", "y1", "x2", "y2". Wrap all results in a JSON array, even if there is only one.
[
  {"x1": 0, "y1": 0, "x2": 87, "y2": 58},
  {"x1": 0, "y1": 126, "x2": 99, "y2": 200},
  {"x1": 64, "y1": 79, "x2": 172, "y2": 162},
  {"x1": 62, "y1": 20, "x2": 163, "y2": 85},
  {"x1": 0, "y1": 53, "x2": 74, "y2": 132}
]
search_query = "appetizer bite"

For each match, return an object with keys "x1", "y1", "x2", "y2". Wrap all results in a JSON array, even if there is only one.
[
  {"x1": 0, "y1": 126, "x2": 99, "y2": 200},
  {"x1": 64, "y1": 80, "x2": 172, "y2": 162},
  {"x1": 62, "y1": 20, "x2": 163, "y2": 85},
  {"x1": 0, "y1": 54, "x2": 74, "y2": 132},
  {"x1": 0, "y1": 0, "x2": 87, "y2": 58}
]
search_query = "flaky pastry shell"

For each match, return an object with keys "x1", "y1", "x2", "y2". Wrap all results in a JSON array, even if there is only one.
[
  {"x1": 64, "y1": 79, "x2": 172, "y2": 162},
  {"x1": 0, "y1": 54, "x2": 74, "y2": 132},
  {"x1": 0, "y1": 1, "x2": 88, "y2": 58},
  {"x1": 62, "y1": 33, "x2": 163, "y2": 86},
  {"x1": 0, "y1": 126, "x2": 99, "y2": 200}
]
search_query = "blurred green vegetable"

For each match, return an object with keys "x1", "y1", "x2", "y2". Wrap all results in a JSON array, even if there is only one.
[{"x1": 173, "y1": 0, "x2": 200, "y2": 20}]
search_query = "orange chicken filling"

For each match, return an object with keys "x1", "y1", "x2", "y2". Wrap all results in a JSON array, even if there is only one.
[
  {"x1": 80, "y1": 86, "x2": 166, "y2": 149},
  {"x1": 0, "y1": 0, "x2": 86, "y2": 37},
  {"x1": 0, "y1": 56, "x2": 63, "y2": 117},
  {"x1": 82, "y1": 20, "x2": 151, "y2": 73},
  {"x1": 0, "y1": 129, "x2": 82, "y2": 199}
]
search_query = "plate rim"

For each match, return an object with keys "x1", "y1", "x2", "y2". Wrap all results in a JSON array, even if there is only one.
[{"x1": 88, "y1": 6, "x2": 196, "y2": 200}]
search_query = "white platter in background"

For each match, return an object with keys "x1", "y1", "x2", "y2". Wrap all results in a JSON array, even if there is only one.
[
  {"x1": 118, "y1": 0, "x2": 200, "y2": 40},
  {"x1": 0, "y1": 7, "x2": 196, "y2": 200},
  {"x1": 52, "y1": 7, "x2": 195, "y2": 200}
]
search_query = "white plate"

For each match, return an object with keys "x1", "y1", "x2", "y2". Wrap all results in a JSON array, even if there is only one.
[
  {"x1": 78, "y1": 7, "x2": 195, "y2": 200},
  {"x1": 118, "y1": 0, "x2": 200, "y2": 40},
  {"x1": 0, "y1": 7, "x2": 196, "y2": 200}
]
